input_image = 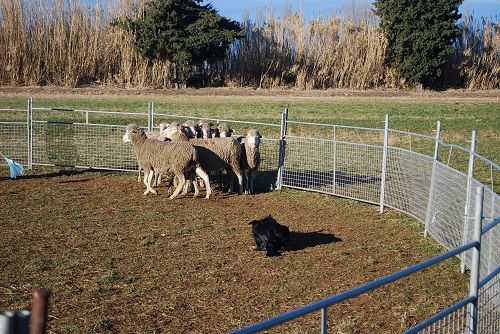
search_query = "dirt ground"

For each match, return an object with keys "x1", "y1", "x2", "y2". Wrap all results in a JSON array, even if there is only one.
[{"x1": 0, "y1": 168, "x2": 469, "y2": 333}]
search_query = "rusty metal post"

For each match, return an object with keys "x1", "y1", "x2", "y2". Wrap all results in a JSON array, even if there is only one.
[{"x1": 30, "y1": 289, "x2": 51, "y2": 334}]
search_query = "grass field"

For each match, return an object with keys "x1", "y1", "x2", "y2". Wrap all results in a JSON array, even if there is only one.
[
  {"x1": 1, "y1": 88, "x2": 499, "y2": 161},
  {"x1": 0, "y1": 88, "x2": 498, "y2": 333}
]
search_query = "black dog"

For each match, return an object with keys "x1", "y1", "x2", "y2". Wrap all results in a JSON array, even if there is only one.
[{"x1": 249, "y1": 216, "x2": 290, "y2": 257}]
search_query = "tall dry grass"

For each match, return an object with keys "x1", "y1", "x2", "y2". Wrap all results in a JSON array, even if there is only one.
[
  {"x1": 226, "y1": 4, "x2": 395, "y2": 89},
  {"x1": 0, "y1": 0, "x2": 173, "y2": 87},
  {"x1": 0, "y1": 0, "x2": 497, "y2": 89},
  {"x1": 457, "y1": 15, "x2": 500, "y2": 89}
]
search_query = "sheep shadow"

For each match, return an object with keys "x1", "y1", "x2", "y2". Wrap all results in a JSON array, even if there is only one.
[
  {"x1": 288, "y1": 230, "x2": 341, "y2": 251},
  {"x1": 9, "y1": 168, "x2": 118, "y2": 181},
  {"x1": 253, "y1": 169, "x2": 278, "y2": 193}
]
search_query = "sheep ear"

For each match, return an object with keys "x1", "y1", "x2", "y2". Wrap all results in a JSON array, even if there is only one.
[{"x1": 258, "y1": 132, "x2": 262, "y2": 138}]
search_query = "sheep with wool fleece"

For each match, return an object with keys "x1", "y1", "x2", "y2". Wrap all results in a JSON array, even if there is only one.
[{"x1": 123, "y1": 124, "x2": 212, "y2": 199}]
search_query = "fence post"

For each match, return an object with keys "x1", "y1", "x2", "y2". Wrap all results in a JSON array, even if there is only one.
[
  {"x1": 467, "y1": 186, "x2": 483, "y2": 334},
  {"x1": 275, "y1": 107, "x2": 288, "y2": 190},
  {"x1": 321, "y1": 307, "x2": 328, "y2": 334},
  {"x1": 30, "y1": 288, "x2": 51, "y2": 334},
  {"x1": 27, "y1": 97, "x2": 33, "y2": 170},
  {"x1": 379, "y1": 114, "x2": 389, "y2": 213},
  {"x1": 332, "y1": 125, "x2": 337, "y2": 195},
  {"x1": 424, "y1": 121, "x2": 441, "y2": 237},
  {"x1": 147, "y1": 102, "x2": 153, "y2": 132},
  {"x1": 151, "y1": 102, "x2": 155, "y2": 130},
  {"x1": 461, "y1": 130, "x2": 476, "y2": 273}
]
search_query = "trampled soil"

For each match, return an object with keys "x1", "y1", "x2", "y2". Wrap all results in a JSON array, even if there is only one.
[{"x1": 0, "y1": 168, "x2": 468, "y2": 333}]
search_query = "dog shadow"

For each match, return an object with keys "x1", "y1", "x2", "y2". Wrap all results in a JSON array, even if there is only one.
[{"x1": 288, "y1": 230, "x2": 341, "y2": 251}]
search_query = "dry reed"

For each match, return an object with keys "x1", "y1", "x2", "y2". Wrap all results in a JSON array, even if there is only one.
[
  {"x1": 0, "y1": 0, "x2": 497, "y2": 89},
  {"x1": 457, "y1": 15, "x2": 500, "y2": 89}
]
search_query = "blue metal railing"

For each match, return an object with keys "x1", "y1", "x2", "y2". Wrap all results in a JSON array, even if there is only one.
[{"x1": 232, "y1": 190, "x2": 499, "y2": 334}]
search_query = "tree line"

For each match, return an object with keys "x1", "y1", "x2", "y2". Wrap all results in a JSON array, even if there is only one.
[{"x1": 0, "y1": 0, "x2": 498, "y2": 90}]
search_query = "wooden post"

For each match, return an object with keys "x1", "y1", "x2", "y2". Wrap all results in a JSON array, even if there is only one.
[{"x1": 30, "y1": 288, "x2": 51, "y2": 334}]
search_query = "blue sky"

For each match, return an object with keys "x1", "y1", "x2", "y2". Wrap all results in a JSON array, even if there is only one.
[{"x1": 206, "y1": 0, "x2": 499, "y2": 21}]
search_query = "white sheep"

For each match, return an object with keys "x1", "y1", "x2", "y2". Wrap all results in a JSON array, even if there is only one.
[
  {"x1": 123, "y1": 124, "x2": 212, "y2": 199},
  {"x1": 164, "y1": 127, "x2": 243, "y2": 194},
  {"x1": 217, "y1": 122, "x2": 233, "y2": 138},
  {"x1": 189, "y1": 137, "x2": 244, "y2": 194},
  {"x1": 240, "y1": 129, "x2": 261, "y2": 194}
]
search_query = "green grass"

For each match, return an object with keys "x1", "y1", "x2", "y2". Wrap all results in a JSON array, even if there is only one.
[{"x1": 1, "y1": 93, "x2": 498, "y2": 159}]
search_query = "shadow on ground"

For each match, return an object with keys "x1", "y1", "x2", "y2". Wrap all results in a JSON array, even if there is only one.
[{"x1": 288, "y1": 230, "x2": 342, "y2": 251}]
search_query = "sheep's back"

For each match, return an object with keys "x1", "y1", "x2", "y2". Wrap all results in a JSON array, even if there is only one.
[
  {"x1": 137, "y1": 139, "x2": 196, "y2": 173},
  {"x1": 190, "y1": 138, "x2": 241, "y2": 172}
]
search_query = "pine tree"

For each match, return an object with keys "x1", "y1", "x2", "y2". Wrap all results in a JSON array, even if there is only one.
[
  {"x1": 374, "y1": 0, "x2": 462, "y2": 88},
  {"x1": 115, "y1": 0, "x2": 241, "y2": 88}
]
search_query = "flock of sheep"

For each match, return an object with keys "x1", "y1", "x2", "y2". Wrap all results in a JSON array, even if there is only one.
[{"x1": 122, "y1": 119, "x2": 261, "y2": 199}]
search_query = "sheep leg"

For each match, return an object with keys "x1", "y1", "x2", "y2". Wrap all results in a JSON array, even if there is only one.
[
  {"x1": 227, "y1": 170, "x2": 234, "y2": 194},
  {"x1": 143, "y1": 170, "x2": 157, "y2": 195},
  {"x1": 182, "y1": 172, "x2": 199, "y2": 197},
  {"x1": 181, "y1": 178, "x2": 191, "y2": 195},
  {"x1": 233, "y1": 168, "x2": 244, "y2": 195},
  {"x1": 195, "y1": 167, "x2": 212, "y2": 199},
  {"x1": 192, "y1": 177, "x2": 200, "y2": 197},
  {"x1": 169, "y1": 174, "x2": 186, "y2": 199},
  {"x1": 248, "y1": 169, "x2": 257, "y2": 194},
  {"x1": 154, "y1": 172, "x2": 162, "y2": 187},
  {"x1": 137, "y1": 168, "x2": 141, "y2": 182},
  {"x1": 243, "y1": 169, "x2": 249, "y2": 194}
]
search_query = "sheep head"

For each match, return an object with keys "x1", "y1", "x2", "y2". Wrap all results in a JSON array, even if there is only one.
[
  {"x1": 199, "y1": 120, "x2": 213, "y2": 139},
  {"x1": 123, "y1": 124, "x2": 146, "y2": 143},
  {"x1": 158, "y1": 122, "x2": 170, "y2": 132},
  {"x1": 246, "y1": 129, "x2": 262, "y2": 149},
  {"x1": 218, "y1": 122, "x2": 233, "y2": 138}
]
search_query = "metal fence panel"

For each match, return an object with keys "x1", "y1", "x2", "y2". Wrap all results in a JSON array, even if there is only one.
[
  {"x1": 282, "y1": 136, "x2": 383, "y2": 204},
  {"x1": 32, "y1": 122, "x2": 138, "y2": 171},
  {"x1": 255, "y1": 138, "x2": 280, "y2": 190},
  {"x1": 426, "y1": 162, "x2": 469, "y2": 251},
  {"x1": 282, "y1": 136, "x2": 336, "y2": 195},
  {"x1": 414, "y1": 304, "x2": 470, "y2": 334},
  {"x1": 478, "y1": 270, "x2": 500, "y2": 334},
  {"x1": 384, "y1": 147, "x2": 434, "y2": 222},
  {"x1": 0, "y1": 122, "x2": 28, "y2": 164}
]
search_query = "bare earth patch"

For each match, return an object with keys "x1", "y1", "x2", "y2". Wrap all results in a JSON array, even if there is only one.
[
  {"x1": 1, "y1": 86, "x2": 499, "y2": 103},
  {"x1": 0, "y1": 168, "x2": 468, "y2": 333}
]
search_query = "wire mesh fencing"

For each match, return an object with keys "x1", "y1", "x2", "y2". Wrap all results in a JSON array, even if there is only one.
[
  {"x1": 0, "y1": 109, "x2": 28, "y2": 165},
  {"x1": 478, "y1": 270, "x2": 500, "y2": 334},
  {"x1": 414, "y1": 304, "x2": 470, "y2": 334}
]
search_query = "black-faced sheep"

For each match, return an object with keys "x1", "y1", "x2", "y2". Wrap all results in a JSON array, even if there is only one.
[
  {"x1": 198, "y1": 119, "x2": 215, "y2": 139},
  {"x1": 182, "y1": 120, "x2": 200, "y2": 139},
  {"x1": 123, "y1": 124, "x2": 212, "y2": 199}
]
